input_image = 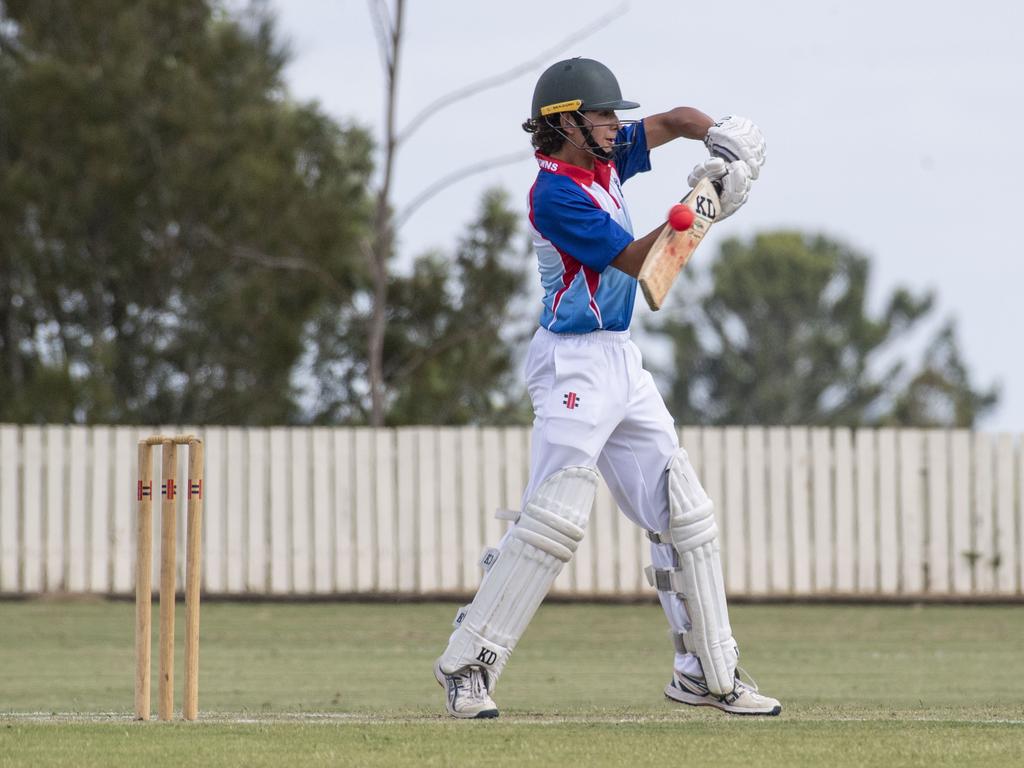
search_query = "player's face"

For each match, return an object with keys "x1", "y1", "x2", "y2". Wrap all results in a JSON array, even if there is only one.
[{"x1": 582, "y1": 110, "x2": 620, "y2": 150}]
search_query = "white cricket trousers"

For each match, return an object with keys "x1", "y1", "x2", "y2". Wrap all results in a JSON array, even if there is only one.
[{"x1": 521, "y1": 327, "x2": 703, "y2": 676}]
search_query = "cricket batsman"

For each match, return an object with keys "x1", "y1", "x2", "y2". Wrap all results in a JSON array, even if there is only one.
[{"x1": 434, "y1": 57, "x2": 780, "y2": 719}]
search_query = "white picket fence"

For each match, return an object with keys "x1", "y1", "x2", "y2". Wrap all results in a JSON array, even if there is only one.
[{"x1": 0, "y1": 424, "x2": 1021, "y2": 599}]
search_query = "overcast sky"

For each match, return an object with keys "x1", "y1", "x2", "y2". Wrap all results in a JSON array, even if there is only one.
[{"x1": 271, "y1": 1, "x2": 1024, "y2": 430}]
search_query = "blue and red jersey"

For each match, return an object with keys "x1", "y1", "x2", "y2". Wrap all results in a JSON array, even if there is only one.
[{"x1": 527, "y1": 121, "x2": 651, "y2": 333}]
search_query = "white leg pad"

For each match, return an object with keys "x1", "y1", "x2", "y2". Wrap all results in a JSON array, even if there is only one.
[
  {"x1": 438, "y1": 466, "x2": 598, "y2": 688},
  {"x1": 652, "y1": 450, "x2": 737, "y2": 695}
]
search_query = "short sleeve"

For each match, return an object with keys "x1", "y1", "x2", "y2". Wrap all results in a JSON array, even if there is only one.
[
  {"x1": 612, "y1": 121, "x2": 651, "y2": 183},
  {"x1": 531, "y1": 182, "x2": 634, "y2": 272}
]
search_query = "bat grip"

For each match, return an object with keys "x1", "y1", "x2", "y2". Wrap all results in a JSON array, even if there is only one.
[
  {"x1": 708, "y1": 151, "x2": 727, "y2": 196},
  {"x1": 680, "y1": 180, "x2": 723, "y2": 203}
]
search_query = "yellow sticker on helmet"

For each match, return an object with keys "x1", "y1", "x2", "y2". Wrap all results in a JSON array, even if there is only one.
[{"x1": 540, "y1": 99, "x2": 583, "y2": 116}]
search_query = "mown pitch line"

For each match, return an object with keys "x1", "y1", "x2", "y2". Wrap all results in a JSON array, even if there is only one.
[{"x1": 3, "y1": 711, "x2": 1023, "y2": 726}]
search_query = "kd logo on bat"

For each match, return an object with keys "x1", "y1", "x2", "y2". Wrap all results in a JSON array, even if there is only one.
[{"x1": 694, "y1": 195, "x2": 717, "y2": 219}]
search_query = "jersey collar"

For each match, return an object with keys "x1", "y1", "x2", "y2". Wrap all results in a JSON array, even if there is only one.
[{"x1": 535, "y1": 152, "x2": 614, "y2": 192}]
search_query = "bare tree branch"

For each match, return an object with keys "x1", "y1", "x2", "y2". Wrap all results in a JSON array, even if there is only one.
[
  {"x1": 376, "y1": 0, "x2": 394, "y2": 41},
  {"x1": 395, "y1": 2, "x2": 629, "y2": 147},
  {"x1": 397, "y1": 150, "x2": 532, "y2": 226},
  {"x1": 385, "y1": 325, "x2": 489, "y2": 385},
  {"x1": 195, "y1": 224, "x2": 346, "y2": 295},
  {"x1": 366, "y1": 0, "x2": 405, "y2": 426},
  {"x1": 366, "y1": 0, "x2": 394, "y2": 73},
  {"x1": 387, "y1": 322, "x2": 535, "y2": 391}
]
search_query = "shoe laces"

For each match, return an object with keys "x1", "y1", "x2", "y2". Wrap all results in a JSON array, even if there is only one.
[
  {"x1": 452, "y1": 666, "x2": 489, "y2": 701},
  {"x1": 734, "y1": 665, "x2": 760, "y2": 693}
]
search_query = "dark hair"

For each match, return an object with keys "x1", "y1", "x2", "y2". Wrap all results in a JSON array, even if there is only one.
[{"x1": 521, "y1": 115, "x2": 567, "y2": 155}]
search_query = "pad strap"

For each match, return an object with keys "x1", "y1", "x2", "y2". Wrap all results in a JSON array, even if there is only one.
[
  {"x1": 672, "y1": 632, "x2": 689, "y2": 655},
  {"x1": 646, "y1": 529, "x2": 671, "y2": 545},
  {"x1": 645, "y1": 567, "x2": 700, "y2": 656},
  {"x1": 644, "y1": 564, "x2": 685, "y2": 593}
]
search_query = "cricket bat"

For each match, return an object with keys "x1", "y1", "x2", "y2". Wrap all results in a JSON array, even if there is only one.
[{"x1": 637, "y1": 176, "x2": 721, "y2": 311}]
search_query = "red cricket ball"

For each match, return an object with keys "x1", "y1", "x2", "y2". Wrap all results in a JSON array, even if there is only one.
[{"x1": 668, "y1": 204, "x2": 694, "y2": 231}]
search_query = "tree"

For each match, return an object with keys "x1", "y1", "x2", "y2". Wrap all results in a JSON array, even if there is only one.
[
  {"x1": 306, "y1": 188, "x2": 532, "y2": 425},
  {"x1": 0, "y1": 0, "x2": 374, "y2": 424},
  {"x1": 655, "y1": 231, "x2": 997, "y2": 427},
  {"x1": 888, "y1": 322, "x2": 999, "y2": 427}
]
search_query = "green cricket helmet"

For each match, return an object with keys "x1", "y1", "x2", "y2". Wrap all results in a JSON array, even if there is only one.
[{"x1": 531, "y1": 58, "x2": 640, "y2": 118}]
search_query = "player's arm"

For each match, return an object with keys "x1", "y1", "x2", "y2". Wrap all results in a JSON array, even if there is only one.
[
  {"x1": 534, "y1": 191, "x2": 665, "y2": 281},
  {"x1": 643, "y1": 107, "x2": 715, "y2": 149},
  {"x1": 647, "y1": 110, "x2": 767, "y2": 182},
  {"x1": 608, "y1": 221, "x2": 669, "y2": 278}
]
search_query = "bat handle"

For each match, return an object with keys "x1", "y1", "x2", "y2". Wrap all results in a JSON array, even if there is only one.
[
  {"x1": 708, "y1": 151, "x2": 728, "y2": 196},
  {"x1": 680, "y1": 179, "x2": 723, "y2": 203}
]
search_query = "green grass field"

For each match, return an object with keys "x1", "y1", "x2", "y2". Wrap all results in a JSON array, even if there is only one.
[{"x1": 1, "y1": 600, "x2": 1022, "y2": 766}]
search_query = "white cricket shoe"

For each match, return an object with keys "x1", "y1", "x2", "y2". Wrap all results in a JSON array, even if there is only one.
[
  {"x1": 434, "y1": 661, "x2": 499, "y2": 719},
  {"x1": 665, "y1": 669, "x2": 781, "y2": 716}
]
